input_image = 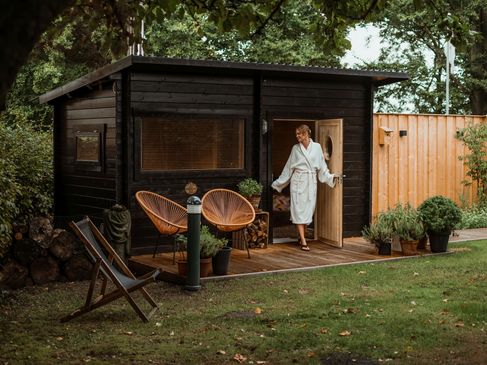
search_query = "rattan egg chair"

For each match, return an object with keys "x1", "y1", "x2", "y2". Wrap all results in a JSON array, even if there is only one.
[
  {"x1": 201, "y1": 189, "x2": 255, "y2": 258},
  {"x1": 135, "y1": 191, "x2": 188, "y2": 262}
]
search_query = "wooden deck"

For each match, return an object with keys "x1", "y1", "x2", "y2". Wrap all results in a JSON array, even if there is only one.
[{"x1": 129, "y1": 228, "x2": 487, "y2": 284}]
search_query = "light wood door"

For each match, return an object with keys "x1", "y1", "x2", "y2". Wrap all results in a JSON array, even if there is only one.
[{"x1": 315, "y1": 119, "x2": 343, "y2": 247}]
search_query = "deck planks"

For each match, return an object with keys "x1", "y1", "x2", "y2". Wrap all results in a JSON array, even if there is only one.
[{"x1": 129, "y1": 229, "x2": 487, "y2": 284}]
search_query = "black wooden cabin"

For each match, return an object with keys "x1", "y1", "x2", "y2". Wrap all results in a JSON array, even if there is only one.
[{"x1": 40, "y1": 56, "x2": 407, "y2": 255}]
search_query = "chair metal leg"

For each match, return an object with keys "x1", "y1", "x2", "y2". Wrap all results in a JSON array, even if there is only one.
[
  {"x1": 242, "y1": 228, "x2": 251, "y2": 259},
  {"x1": 152, "y1": 233, "x2": 162, "y2": 258}
]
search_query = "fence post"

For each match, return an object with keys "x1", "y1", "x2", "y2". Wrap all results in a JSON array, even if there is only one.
[{"x1": 185, "y1": 196, "x2": 201, "y2": 291}]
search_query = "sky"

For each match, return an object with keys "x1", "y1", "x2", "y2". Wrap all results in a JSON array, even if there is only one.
[{"x1": 342, "y1": 25, "x2": 382, "y2": 67}]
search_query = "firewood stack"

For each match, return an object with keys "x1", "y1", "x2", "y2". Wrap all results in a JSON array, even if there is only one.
[
  {"x1": 0, "y1": 217, "x2": 93, "y2": 290},
  {"x1": 243, "y1": 217, "x2": 268, "y2": 248}
]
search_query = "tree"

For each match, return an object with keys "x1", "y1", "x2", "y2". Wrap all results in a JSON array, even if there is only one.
[
  {"x1": 0, "y1": 0, "x2": 386, "y2": 113},
  {"x1": 363, "y1": 0, "x2": 487, "y2": 114}
]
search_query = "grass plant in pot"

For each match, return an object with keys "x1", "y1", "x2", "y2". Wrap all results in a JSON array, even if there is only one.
[
  {"x1": 200, "y1": 226, "x2": 227, "y2": 277},
  {"x1": 417, "y1": 195, "x2": 462, "y2": 253},
  {"x1": 391, "y1": 203, "x2": 425, "y2": 256},
  {"x1": 362, "y1": 210, "x2": 394, "y2": 255},
  {"x1": 237, "y1": 178, "x2": 263, "y2": 211}
]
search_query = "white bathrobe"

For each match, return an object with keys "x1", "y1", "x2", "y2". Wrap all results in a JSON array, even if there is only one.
[{"x1": 272, "y1": 139, "x2": 336, "y2": 224}]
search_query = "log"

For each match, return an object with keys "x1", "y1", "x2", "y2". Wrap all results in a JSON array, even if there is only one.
[
  {"x1": 0, "y1": 259, "x2": 28, "y2": 289},
  {"x1": 12, "y1": 238, "x2": 47, "y2": 267},
  {"x1": 30, "y1": 256, "x2": 59, "y2": 285},
  {"x1": 29, "y1": 216, "x2": 53, "y2": 248},
  {"x1": 49, "y1": 229, "x2": 75, "y2": 262},
  {"x1": 64, "y1": 253, "x2": 93, "y2": 281}
]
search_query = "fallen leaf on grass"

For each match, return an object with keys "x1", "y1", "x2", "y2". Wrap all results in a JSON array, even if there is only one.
[
  {"x1": 307, "y1": 351, "x2": 316, "y2": 357},
  {"x1": 254, "y1": 307, "x2": 262, "y2": 315},
  {"x1": 233, "y1": 353, "x2": 247, "y2": 363},
  {"x1": 455, "y1": 321, "x2": 465, "y2": 328},
  {"x1": 358, "y1": 271, "x2": 367, "y2": 275},
  {"x1": 413, "y1": 272, "x2": 419, "y2": 276},
  {"x1": 217, "y1": 350, "x2": 226, "y2": 355},
  {"x1": 320, "y1": 328, "x2": 328, "y2": 334},
  {"x1": 339, "y1": 330, "x2": 351, "y2": 336},
  {"x1": 55, "y1": 337, "x2": 63, "y2": 341},
  {"x1": 125, "y1": 332, "x2": 133, "y2": 336}
]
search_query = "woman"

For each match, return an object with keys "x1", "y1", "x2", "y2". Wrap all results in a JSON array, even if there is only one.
[{"x1": 271, "y1": 124, "x2": 340, "y2": 251}]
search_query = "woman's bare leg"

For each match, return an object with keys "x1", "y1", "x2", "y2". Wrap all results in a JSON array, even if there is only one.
[{"x1": 296, "y1": 224, "x2": 309, "y2": 250}]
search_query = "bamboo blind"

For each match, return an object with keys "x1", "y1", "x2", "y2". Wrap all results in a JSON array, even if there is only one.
[{"x1": 371, "y1": 113, "x2": 486, "y2": 218}]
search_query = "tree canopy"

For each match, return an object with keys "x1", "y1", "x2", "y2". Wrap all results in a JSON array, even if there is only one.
[{"x1": 0, "y1": 0, "x2": 386, "y2": 113}]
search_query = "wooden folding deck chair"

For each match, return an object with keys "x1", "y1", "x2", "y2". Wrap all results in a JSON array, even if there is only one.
[{"x1": 61, "y1": 217, "x2": 160, "y2": 323}]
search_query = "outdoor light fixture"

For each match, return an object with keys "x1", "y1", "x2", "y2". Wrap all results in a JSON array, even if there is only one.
[
  {"x1": 399, "y1": 130, "x2": 408, "y2": 137},
  {"x1": 261, "y1": 119, "x2": 268, "y2": 135}
]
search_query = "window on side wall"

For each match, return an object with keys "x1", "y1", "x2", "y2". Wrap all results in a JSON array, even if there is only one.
[{"x1": 140, "y1": 116, "x2": 245, "y2": 171}]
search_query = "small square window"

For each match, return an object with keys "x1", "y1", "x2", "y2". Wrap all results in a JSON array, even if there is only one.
[{"x1": 76, "y1": 132, "x2": 100, "y2": 162}]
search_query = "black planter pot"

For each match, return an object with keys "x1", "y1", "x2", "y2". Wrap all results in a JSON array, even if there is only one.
[
  {"x1": 212, "y1": 246, "x2": 232, "y2": 275},
  {"x1": 377, "y1": 241, "x2": 392, "y2": 255},
  {"x1": 428, "y1": 231, "x2": 451, "y2": 253}
]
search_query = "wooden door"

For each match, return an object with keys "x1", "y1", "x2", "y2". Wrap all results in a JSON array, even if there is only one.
[{"x1": 315, "y1": 119, "x2": 343, "y2": 247}]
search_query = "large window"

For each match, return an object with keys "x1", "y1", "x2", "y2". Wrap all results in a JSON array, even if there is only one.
[{"x1": 141, "y1": 116, "x2": 244, "y2": 171}]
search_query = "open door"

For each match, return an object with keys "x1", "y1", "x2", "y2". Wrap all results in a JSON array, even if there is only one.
[{"x1": 315, "y1": 119, "x2": 343, "y2": 247}]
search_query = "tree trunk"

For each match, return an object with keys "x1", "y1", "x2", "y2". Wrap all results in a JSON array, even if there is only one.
[
  {"x1": 30, "y1": 256, "x2": 59, "y2": 285},
  {"x1": 49, "y1": 229, "x2": 76, "y2": 262},
  {"x1": 0, "y1": 1, "x2": 74, "y2": 111},
  {"x1": 470, "y1": 9, "x2": 487, "y2": 114},
  {"x1": 64, "y1": 254, "x2": 93, "y2": 281},
  {"x1": 0, "y1": 259, "x2": 29, "y2": 289}
]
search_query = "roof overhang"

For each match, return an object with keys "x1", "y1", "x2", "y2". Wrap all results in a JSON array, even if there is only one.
[{"x1": 39, "y1": 55, "x2": 408, "y2": 104}]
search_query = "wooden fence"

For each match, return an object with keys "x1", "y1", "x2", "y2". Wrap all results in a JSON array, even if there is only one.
[{"x1": 371, "y1": 113, "x2": 486, "y2": 218}]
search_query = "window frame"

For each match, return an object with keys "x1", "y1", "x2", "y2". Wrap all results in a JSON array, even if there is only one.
[
  {"x1": 133, "y1": 112, "x2": 250, "y2": 180},
  {"x1": 73, "y1": 124, "x2": 105, "y2": 172}
]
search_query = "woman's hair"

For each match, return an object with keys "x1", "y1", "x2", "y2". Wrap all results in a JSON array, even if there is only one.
[{"x1": 296, "y1": 124, "x2": 311, "y2": 137}]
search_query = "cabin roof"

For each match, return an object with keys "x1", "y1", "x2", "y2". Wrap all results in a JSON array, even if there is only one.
[{"x1": 39, "y1": 55, "x2": 408, "y2": 104}]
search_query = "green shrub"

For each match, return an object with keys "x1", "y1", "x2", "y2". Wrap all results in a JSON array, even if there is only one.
[
  {"x1": 456, "y1": 123, "x2": 487, "y2": 207},
  {"x1": 457, "y1": 205, "x2": 487, "y2": 229},
  {"x1": 237, "y1": 178, "x2": 263, "y2": 198},
  {"x1": 0, "y1": 122, "x2": 53, "y2": 257},
  {"x1": 417, "y1": 195, "x2": 462, "y2": 233}
]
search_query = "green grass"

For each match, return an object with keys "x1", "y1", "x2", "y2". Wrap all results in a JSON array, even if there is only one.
[{"x1": 1, "y1": 241, "x2": 487, "y2": 364}]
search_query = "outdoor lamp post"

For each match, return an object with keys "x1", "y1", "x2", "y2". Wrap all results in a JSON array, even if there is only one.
[{"x1": 185, "y1": 196, "x2": 201, "y2": 291}]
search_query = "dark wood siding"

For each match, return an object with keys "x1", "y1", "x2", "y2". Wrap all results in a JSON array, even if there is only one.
[
  {"x1": 55, "y1": 88, "x2": 117, "y2": 225},
  {"x1": 262, "y1": 77, "x2": 371, "y2": 237},
  {"x1": 127, "y1": 72, "x2": 257, "y2": 252}
]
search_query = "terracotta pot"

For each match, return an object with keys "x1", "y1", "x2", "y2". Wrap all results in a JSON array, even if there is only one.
[
  {"x1": 177, "y1": 258, "x2": 213, "y2": 277},
  {"x1": 177, "y1": 260, "x2": 188, "y2": 276},
  {"x1": 200, "y1": 257, "x2": 212, "y2": 277},
  {"x1": 400, "y1": 239, "x2": 419, "y2": 256},
  {"x1": 247, "y1": 195, "x2": 261, "y2": 211}
]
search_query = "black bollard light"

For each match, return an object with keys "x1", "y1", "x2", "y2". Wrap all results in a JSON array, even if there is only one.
[{"x1": 185, "y1": 196, "x2": 201, "y2": 291}]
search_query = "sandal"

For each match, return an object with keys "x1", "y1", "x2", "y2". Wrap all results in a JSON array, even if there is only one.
[{"x1": 300, "y1": 244, "x2": 310, "y2": 251}]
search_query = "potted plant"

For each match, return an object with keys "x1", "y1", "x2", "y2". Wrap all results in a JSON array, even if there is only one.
[
  {"x1": 199, "y1": 225, "x2": 227, "y2": 277},
  {"x1": 175, "y1": 227, "x2": 227, "y2": 277},
  {"x1": 417, "y1": 195, "x2": 462, "y2": 252},
  {"x1": 391, "y1": 203, "x2": 425, "y2": 256},
  {"x1": 362, "y1": 210, "x2": 394, "y2": 255},
  {"x1": 237, "y1": 178, "x2": 263, "y2": 211},
  {"x1": 175, "y1": 234, "x2": 188, "y2": 276}
]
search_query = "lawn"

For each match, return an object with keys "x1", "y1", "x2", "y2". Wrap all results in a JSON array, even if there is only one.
[{"x1": 1, "y1": 241, "x2": 486, "y2": 365}]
